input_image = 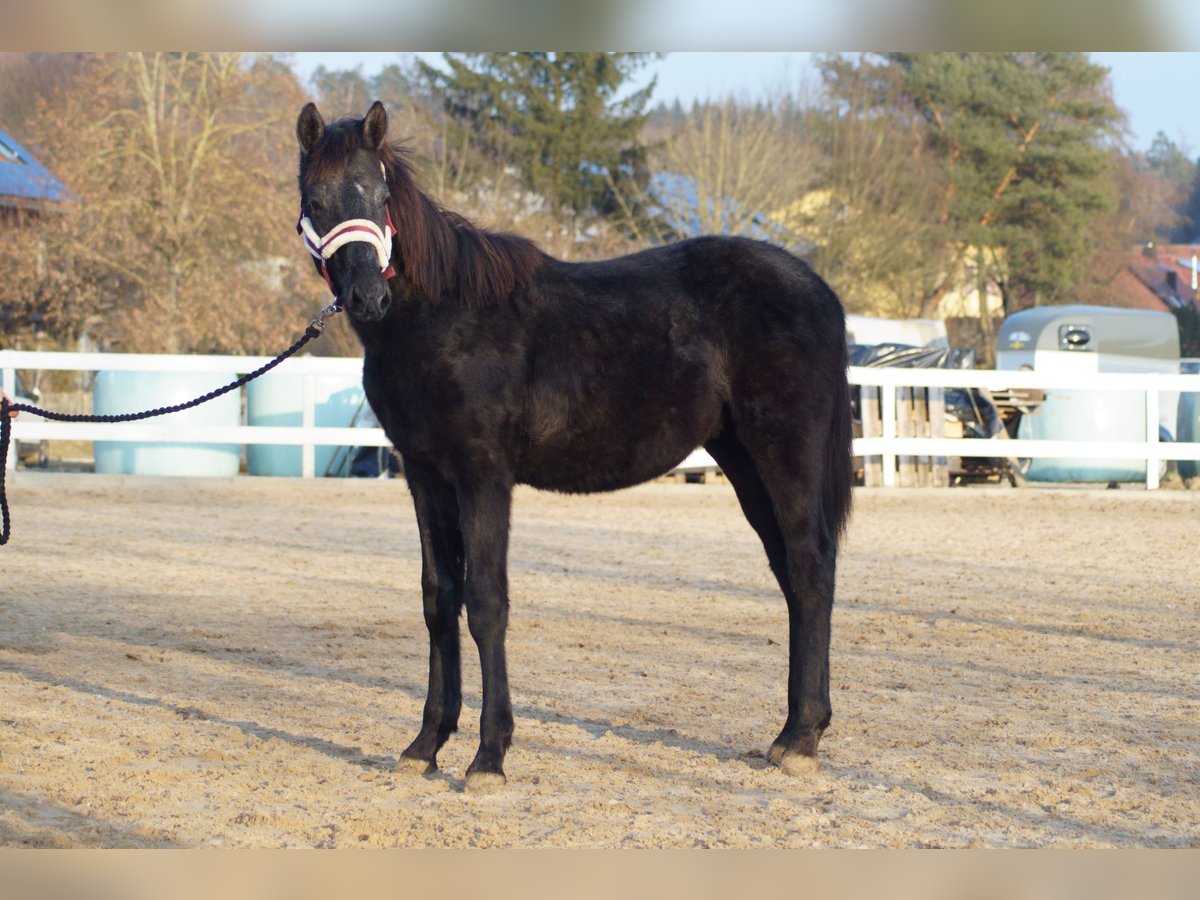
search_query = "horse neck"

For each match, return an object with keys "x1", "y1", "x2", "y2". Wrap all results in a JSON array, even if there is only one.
[
  {"x1": 387, "y1": 183, "x2": 457, "y2": 304},
  {"x1": 352, "y1": 277, "x2": 455, "y2": 350},
  {"x1": 386, "y1": 177, "x2": 545, "y2": 309}
]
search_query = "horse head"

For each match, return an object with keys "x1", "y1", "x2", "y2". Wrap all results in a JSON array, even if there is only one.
[{"x1": 296, "y1": 101, "x2": 396, "y2": 323}]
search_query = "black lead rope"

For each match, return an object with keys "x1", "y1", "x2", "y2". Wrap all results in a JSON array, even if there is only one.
[{"x1": 0, "y1": 308, "x2": 338, "y2": 546}]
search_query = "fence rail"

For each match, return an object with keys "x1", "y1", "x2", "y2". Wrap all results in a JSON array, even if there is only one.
[
  {"x1": 4, "y1": 351, "x2": 1200, "y2": 488},
  {"x1": 1, "y1": 349, "x2": 387, "y2": 479},
  {"x1": 849, "y1": 365, "x2": 1200, "y2": 490}
]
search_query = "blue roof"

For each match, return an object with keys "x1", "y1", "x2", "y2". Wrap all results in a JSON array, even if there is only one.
[
  {"x1": 0, "y1": 128, "x2": 70, "y2": 209},
  {"x1": 648, "y1": 171, "x2": 808, "y2": 250}
]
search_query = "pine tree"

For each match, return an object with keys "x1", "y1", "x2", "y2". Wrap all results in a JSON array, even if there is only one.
[
  {"x1": 875, "y1": 53, "x2": 1122, "y2": 314},
  {"x1": 422, "y1": 52, "x2": 657, "y2": 223},
  {"x1": 883, "y1": 52, "x2": 1123, "y2": 314},
  {"x1": 308, "y1": 62, "x2": 411, "y2": 119},
  {"x1": 1144, "y1": 131, "x2": 1195, "y2": 191},
  {"x1": 310, "y1": 65, "x2": 371, "y2": 117},
  {"x1": 1180, "y1": 172, "x2": 1200, "y2": 243}
]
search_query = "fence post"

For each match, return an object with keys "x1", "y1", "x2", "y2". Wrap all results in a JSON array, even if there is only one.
[
  {"x1": 1146, "y1": 385, "x2": 1160, "y2": 491},
  {"x1": 897, "y1": 386, "x2": 915, "y2": 487},
  {"x1": 929, "y1": 386, "x2": 948, "y2": 487},
  {"x1": 2, "y1": 363, "x2": 15, "y2": 473},
  {"x1": 861, "y1": 384, "x2": 881, "y2": 487},
  {"x1": 880, "y1": 382, "x2": 897, "y2": 488},
  {"x1": 302, "y1": 374, "x2": 316, "y2": 479},
  {"x1": 914, "y1": 387, "x2": 931, "y2": 487}
]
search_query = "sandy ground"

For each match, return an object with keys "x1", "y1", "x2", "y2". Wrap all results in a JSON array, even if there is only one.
[{"x1": 0, "y1": 473, "x2": 1196, "y2": 848}]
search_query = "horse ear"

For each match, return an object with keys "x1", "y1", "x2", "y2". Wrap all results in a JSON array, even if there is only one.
[
  {"x1": 297, "y1": 103, "x2": 325, "y2": 155},
  {"x1": 362, "y1": 101, "x2": 388, "y2": 151}
]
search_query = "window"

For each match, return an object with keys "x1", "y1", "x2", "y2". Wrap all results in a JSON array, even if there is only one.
[{"x1": 1058, "y1": 324, "x2": 1093, "y2": 351}]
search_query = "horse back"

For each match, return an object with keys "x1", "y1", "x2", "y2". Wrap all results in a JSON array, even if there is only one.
[{"x1": 512, "y1": 237, "x2": 846, "y2": 492}]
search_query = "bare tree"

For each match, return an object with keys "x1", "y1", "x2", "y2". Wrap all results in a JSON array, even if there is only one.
[
  {"x1": 1, "y1": 53, "x2": 321, "y2": 355},
  {"x1": 104, "y1": 52, "x2": 310, "y2": 353},
  {"x1": 648, "y1": 98, "x2": 819, "y2": 248},
  {"x1": 799, "y1": 72, "x2": 950, "y2": 318}
]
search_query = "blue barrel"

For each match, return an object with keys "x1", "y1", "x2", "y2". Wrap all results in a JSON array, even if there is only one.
[
  {"x1": 93, "y1": 371, "x2": 241, "y2": 476},
  {"x1": 246, "y1": 370, "x2": 368, "y2": 476},
  {"x1": 1017, "y1": 388, "x2": 1149, "y2": 483}
]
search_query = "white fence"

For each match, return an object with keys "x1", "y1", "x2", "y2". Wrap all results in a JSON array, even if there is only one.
[
  {"x1": 4, "y1": 350, "x2": 1200, "y2": 489},
  {"x1": 849, "y1": 365, "x2": 1200, "y2": 490},
  {"x1": 0, "y1": 350, "x2": 387, "y2": 479}
]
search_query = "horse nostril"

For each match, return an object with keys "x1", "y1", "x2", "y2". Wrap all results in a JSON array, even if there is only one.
[{"x1": 342, "y1": 283, "x2": 389, "y2": 321}]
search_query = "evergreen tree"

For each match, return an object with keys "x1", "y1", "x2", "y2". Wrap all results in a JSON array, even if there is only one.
[
  {"x1": 825, "y1": 53, "x2": 1123, "y2": 321},
  {"x1": 857, "y1": 53, "x2": 1121, "y2": 314},
  {"x1": 310, "y1": 65, "x2": 371, "y2": 117},
  {"x1": 370, "y1": 64, "x2": 411, "y2": 111},
  {"x1": 1179, "y1": 172, "x2": 1200, "y2": 243},
  {"x1": 1144, "y1": 131, "x2": 1195, "y2": 188},
  {"x1": 1172, "y1": 301, "x2": 1200, "y2": 358},
  {"x1": 422, "y1": 52, "x2": 657, "y2": 223},
  {"x1": 1139, "y1": 131, "x2": 1196, "y2": 242}
]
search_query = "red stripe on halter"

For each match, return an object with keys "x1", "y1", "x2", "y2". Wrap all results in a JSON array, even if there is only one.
[
  {"x1": 297, "y1": 205, "x2": 397, "y2": 290},
  {"x1": 318, "y1": 223, "x2": 382, "y2": 253}
]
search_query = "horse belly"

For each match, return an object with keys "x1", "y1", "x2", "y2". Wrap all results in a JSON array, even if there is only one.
[{"x1": 517, "y1": 383, "x2": 723, "y2": 494}]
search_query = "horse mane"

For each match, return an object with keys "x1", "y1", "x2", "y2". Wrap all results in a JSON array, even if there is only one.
[{"x1": 302, "y1": 120, "x2": 545, "y2": 308}]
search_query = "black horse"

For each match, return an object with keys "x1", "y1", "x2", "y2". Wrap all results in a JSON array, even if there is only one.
[{"x1": 296, "y1": 101, "x2": 853, "y2": 790}]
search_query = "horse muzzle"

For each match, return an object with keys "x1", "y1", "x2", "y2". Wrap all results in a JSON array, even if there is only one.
[
  {"x1": 297, "y1": 206, "x2": 397, "y2": 321},
  {"x1": 341, "y1": 279, "x2": 392, "y2": 323}
]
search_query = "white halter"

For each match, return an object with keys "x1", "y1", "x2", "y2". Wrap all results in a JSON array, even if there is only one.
[
  {"x1": 297, "y1": 164, "x2": 397, "y2": 291},
  {"x1": 297, "y1": 212, "x2": 395, "y2": 273}
]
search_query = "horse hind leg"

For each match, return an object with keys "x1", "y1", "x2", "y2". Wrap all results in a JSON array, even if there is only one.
[{"x1": 706, "y1": 419, "x2": 836, "y2": 775}]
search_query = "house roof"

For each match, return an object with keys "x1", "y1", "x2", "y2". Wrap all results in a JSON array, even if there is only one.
[
  {"x1": 1126, "y1": 243, "x2": 1200, "y2": 311},
  {"x1": 0, "y1": 128, "x2": 70, "y2": 211}
]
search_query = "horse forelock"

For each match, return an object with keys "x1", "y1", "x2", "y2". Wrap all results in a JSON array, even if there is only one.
[{"x1": 299, "y1": 118, "x2": 368, "y2": 188}]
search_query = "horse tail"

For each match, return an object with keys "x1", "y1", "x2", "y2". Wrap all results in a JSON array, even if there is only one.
[{"x1": 823, "y1": 322, "x2": 854, "y2": 552}]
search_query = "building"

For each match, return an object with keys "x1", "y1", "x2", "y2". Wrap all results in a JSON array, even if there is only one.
[
  {"x1": 0, "y1": 127, "x2": 70, "y2": 214},
  {"x1": 1116, "y1": 242, "x2": 1200, "y2": 312},
  {"x1": 1, "y1": 127, "x2": 72, "y2": 341}
]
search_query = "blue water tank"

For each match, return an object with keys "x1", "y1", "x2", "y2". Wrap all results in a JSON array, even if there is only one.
[
  {"x1": 1180, "y1": 361, "x2": 1200, "y2": 480},
  {"x1": 93, "y1": 371, "x2": 241, "y2": 476},
  {"x1": 1017, "y1": 388, "x2": 1150, "y2": 483},
  {"x1": 245, "y1": 370, "x2": 368, "y2": 476},
  {"x1": 998, "y1": 306, "x2": 1181, "y2": 484}
]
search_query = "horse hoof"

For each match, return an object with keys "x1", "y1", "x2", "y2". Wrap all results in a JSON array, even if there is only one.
[
  {"x1": 395, "y1": 756, "x2": 436, "y2": 776},
  {"x1": 778, "y1": 753, "x2": 820, "y2": 776},
  {"x1": 767, "y1": 740, "x2": 820, "y2": 775},
  {"x1": 464, "y1": 770, "x2": 507, "y2": 794}
]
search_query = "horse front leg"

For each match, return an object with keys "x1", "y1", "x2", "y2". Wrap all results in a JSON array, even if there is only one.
[
  {"x1": 398, "y1": 462, "x2": 464, "y2": 774},
  {"x1": 457, "y1": 477, "x2": 515, "y2": 792}
]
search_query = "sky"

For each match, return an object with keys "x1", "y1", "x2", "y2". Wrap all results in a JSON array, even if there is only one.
[{"x1": 289, "y1": 51, "x2": 1200, "y2": 154}]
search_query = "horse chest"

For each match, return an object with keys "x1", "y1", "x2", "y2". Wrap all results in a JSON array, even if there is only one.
[{"x1": 362, "y1": 353, "x2": 514, "y2": 464}]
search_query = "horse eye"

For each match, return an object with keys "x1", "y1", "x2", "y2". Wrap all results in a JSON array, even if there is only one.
[{"x1": 306, "y1": 199, "x2": 323, "y2": 215}]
